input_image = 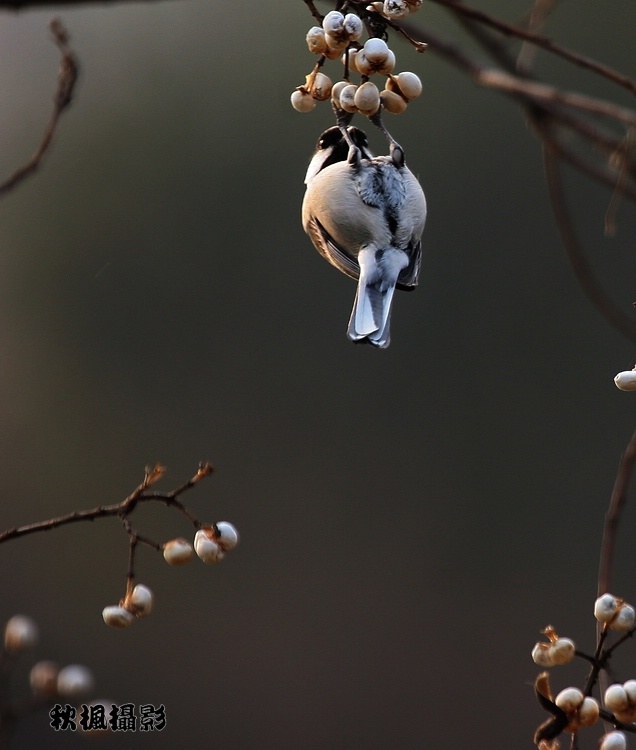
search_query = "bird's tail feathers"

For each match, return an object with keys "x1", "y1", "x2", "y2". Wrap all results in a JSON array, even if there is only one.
[
  {"x1": 347, "y1": 247, "x2": 406, "y2": 349},
  {"x1": 347, "y1": 283, "x2": 395, "y2": 348}
]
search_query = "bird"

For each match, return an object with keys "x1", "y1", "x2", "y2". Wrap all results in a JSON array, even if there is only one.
[{"x1": 302, "y1": 124, "x2": 426, "y2": 348}]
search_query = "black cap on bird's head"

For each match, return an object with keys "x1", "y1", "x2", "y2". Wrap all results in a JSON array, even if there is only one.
[
  {"x1": 317, "y1": 125, "x2": 369, "y2": 153},
  {"x1": 305, "y1": 126, "x2": 373, "y2": 184}
]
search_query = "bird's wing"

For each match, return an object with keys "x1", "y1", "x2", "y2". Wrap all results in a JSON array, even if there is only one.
[
  {"x1": 396, "y1": 240, "x2": 422, "y2": 291},
  {"x1": 305, "y1": 215, "x2": 360, "y2": 281}
]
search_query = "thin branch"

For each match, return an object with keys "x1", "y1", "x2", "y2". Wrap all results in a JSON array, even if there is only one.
[
  {"x1": 605, "y1": 127, "x2": 636, "y2": 237},
  {"x1": 0, "y1": 463, "x2": 212, "y2": 545},
  {"x1": 430, "y1": 0, "x2": 636, "y2": 96},
  {"x1": 598, "y1": 429, "x2": 636, "y2": 596},
  {"x1": 0, "y1": 503, "x2": 129, "y2": 543},
  {"x1": 302, "y1": 0, "x2": 323, "y2": 25},
  {"x1": 516, "y1": 0, "x2": 562, "y2": 75},
  {"x1": 540, "y1": 133, "x2": 636, "y2": 343},
  {"x1": 0, "y1": 19, "x2": 78, "y2": 198},
  {"x1": 406, "y1": 24, "x2": 636, "y2": 172},
  {"x1": 474, "y1": 69, "x2": 636, "y2": 128}
]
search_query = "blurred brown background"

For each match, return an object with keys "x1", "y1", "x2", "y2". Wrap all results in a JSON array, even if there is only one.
[{"x1": 0, "y1": 0, "x2": 635, "y2": 747}]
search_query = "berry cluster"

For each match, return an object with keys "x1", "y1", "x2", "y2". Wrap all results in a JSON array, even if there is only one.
[
  {"x1": 291, "y1": 7, "x2": 423, "y2": 119},
  {"x1": 3, "y1": 614, "x2": 95, "y2": 705},
  {"x1": 532, "y1": 593, "x2": 636, "y2": 750},
  {"x1": 102, "y1": 521, "x2": 239, "y2": 629}
]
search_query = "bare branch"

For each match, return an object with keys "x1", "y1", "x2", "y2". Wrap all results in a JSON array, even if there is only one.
[
  {"x1": 540, "y1": 134, "x2": 636, "y2": 343},
  {"x1": 430, "y1": 0, "x2": 636, "y2": 96},
  {"x1": 598, "y1": 429, "x2": 636, "y2": 597},
  {"x1": 0, "y1": 463, "x2": 212, "y2": 545},
  {"x1": 0, "y1": 19, "x2": 78, "y2": 198}
]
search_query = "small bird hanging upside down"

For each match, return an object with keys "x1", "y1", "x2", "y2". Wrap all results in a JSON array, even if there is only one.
[{"x1": 302, "y1": 125, "x2": 426, "y2": 349}]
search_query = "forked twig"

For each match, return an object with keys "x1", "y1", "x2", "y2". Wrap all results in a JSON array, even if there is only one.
[{"x1": 0, "y1": 462, "x2": 213, "y2": 545}]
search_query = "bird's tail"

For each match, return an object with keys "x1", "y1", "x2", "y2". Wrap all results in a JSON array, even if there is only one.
[{"x1": 347, "y1": 247, "x2": 407, "y2": 349}]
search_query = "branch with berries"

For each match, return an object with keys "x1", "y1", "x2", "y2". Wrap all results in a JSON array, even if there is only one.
[
  {"x1": 0, "y1": 463, "x2": 239, "y2": 630},
  {"x1": 532, "y1": 430, "x2": 636, "y2": 750},
  {"x1": 292, "y1": 3, "x2": 425, "y2": 144}
]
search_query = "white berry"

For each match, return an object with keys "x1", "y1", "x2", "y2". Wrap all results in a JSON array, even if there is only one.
[
  {"x1": 324, "y1": 37, "x2": 348, "y2": 59},
  {"x1": 215, "y1": 521, "x2": 239, "y2": 551},
  {"x1": 291, "y1": 89, "x2": 316, "y2": 113},
  {"x1": 601, "y1": 732, "x2": 627, "y2": 750},
  {"x1": 355, "y1": 48, "x2": 395, "y2": 76},
  {"x1": 363, "y1": 38, "x2": 390, "y2": 63},
  {"x1": 595, "y1": 593, "x2": 619, "y2": 623},
  {"x1": 605, "y1": 684, "x2": 629, "y2": 713},
  {"x1": 381, "y1": 89, "x2": 408, "y2": 114},
  {"x1": 624, "y1": 680, "x2": 636, "y2": 703},
  {"x1": 126, "y1": 584, "x2": 153, "y2": 617},
  {"x1": 4, "y1": 615, "x2": 38, "y2": 654},
  {"x1": 578, "y1": 696, "x2": 600, "y2": 726},
  {"x1": 306, "y1": 26, "x2": 327, "y2": 55},
  {"x1": 354, "y1": 81, "x2": 381, "y2": 115},
  {"x1": 611, "y1": 604, "x2": 636, "y2": 632},
  {"x1": 343, "y1": 13, "x2": 363, "y2": 40},
  {"x1": 555, "y1": 687, "x2": 584, "y2": 713},
  {"x1": 338, "y1": 84, "x2": 359, "y2": 113},
  {"x1": 310, "y1": 72, "x2": 333, "y2": 101},
  {"x1": 383, "y1": 0, "x2": 410, "y2": 18},
  {"x1": 322, "y1": 10, "x2": 345, "y2": 36},
  {"x1": 102, "y1": 605, "x2": 135, "y2": 629},
  {"x1": 531, "y1": 642, "x2": 554, "y2": 667},
  {"x1": 615, "y1": 370, "x2": 636, "y2": 391},
  {"x1": 57, "y1": 664, "x2": 94, "y2": 700},
  {"x1": 550, "y1": 637, "x2": 576, "y2": 665},
  {"x1": 331, "y1": 80, "x2": 350, "y2": 105},
  {"x1": 163, "y1": 537, "x2": 194, "y2": 565},
  {"x1": 30, "y1": 660, "x2": 59, "y2": 698},
  {"x1": 194, "y1": 528, "x2": 225, "y2": 564},
  {"x1": 388, "y1": 71, "x2": 423, "y2": 100}
]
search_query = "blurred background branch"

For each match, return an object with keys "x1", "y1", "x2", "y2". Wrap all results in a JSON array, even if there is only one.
[
  {"x1": 397, "y1": 0, "x2": 636, "y2": 340},
  {"x1": 0, "y1": 19, "x2": 77, "y2": 197}
]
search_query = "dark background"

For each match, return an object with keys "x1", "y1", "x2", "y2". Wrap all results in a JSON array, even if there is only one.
[{"x1": 0, "y1": 1, "x2": 635, "y2": 747}]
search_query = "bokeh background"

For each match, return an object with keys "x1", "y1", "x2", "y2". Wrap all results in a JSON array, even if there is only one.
[{"x1": 0, "y1": 0, "x2": 635, "y2": 747}]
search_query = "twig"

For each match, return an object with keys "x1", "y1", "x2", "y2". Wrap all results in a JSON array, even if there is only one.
[
  {"x1": 598, "y1": 429, "x2": 636, "y2": 597},
  {"x1": 430, "y1": 0, "x2": 636, "y2": 96},
  {"x1": 302, "y1": 0, "x2": 323, "y2": 25},
  {"x1": 605, "y1": 127, "x2": 636, "y2": 237},
  {"x1": 516, "y1": 0, "x2": 562, "y2": 75},
  {"x1": 474, "y1": 69, "x2": 636, "y2": 128},
  {"x1": 0, "y1": 19, "x2": 78, "y2": 198},
  {"x1": 0, "y1": 463, "x2": 212, "y2": 545},
  {"x1": 404, "y1": 24, "x2": 636, "y2": 174},
  {"x1": 540, "y1": 130, "x2": 636, "y2": 344}
]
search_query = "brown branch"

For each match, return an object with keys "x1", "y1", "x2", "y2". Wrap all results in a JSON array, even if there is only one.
[
  {"x1": 302, "y1": 0, "x2": 324, "y2": 25},
  {"x1": 430, "y1": 0, "x2": 636, "y2": 96},
  {"x1": 0, "y1": 19, "x2": 78, "y2": 198},
  {"x1": 474, "y1": 69, "x2": 636, "y2": 127},
  {"x1": 598, "y1": 429, "x2": 636, "y2": 596},
  {"x1": 516, "y1": 0, "x2": 562, "y2": 75},
  {"x1": 542, "y1": 130, "x2": 636, "y2": 203},
  {"x1": 0, "y1": 463, "x2": 212, "y2": 545},
  {"x1": 540, "y1": 132, "x2": 636, "y2": 343},
  {"x1": 405, "y1": 24, "x2": 636, "y2": 165},
  {"x1": 605, "y1": 127, "x2": 636, "y2": 237}
]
